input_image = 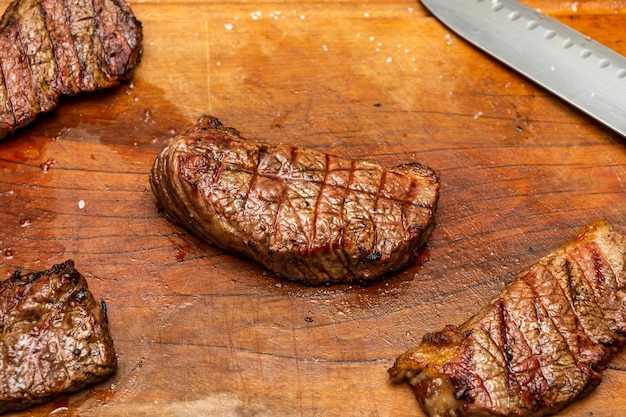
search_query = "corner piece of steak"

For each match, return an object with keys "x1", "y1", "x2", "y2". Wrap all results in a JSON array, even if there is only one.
[
  {"x1": 150, "y1": 115, "x2": 440, "y2": 285},
  {"x1": 389, "y1": 220, "x2": 626, "y2": 417},
  {"x1": 0, "y1": 259, "x2": 116, "y2": 414},
  {"x1": 0, "y1": 0, "x2": 143, "y2": 138}
]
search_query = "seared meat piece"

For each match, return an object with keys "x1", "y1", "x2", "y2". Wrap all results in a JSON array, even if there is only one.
[
  {"x1": 0, "y1": 0, "x2": 142, "y2": 137},
  {"x1": 0, "y1": 260, "x2": 116, "y2": 414},
  {"x1": 389, "y1": 220, "x2": 626, "y2": 417},
  {"x1": 150, "y1": 115, "x2": 440, "y2": 284}
]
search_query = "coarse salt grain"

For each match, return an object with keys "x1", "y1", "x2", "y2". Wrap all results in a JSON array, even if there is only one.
[
  {"x1": 78, "y1": 200, "x2": 85, "y2": 209},
  {"x1": 224, "y1": 23, "x2": 233, "y2": 30}
]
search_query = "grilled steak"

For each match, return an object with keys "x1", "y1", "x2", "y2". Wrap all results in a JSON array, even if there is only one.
[
  {"x1": 389, "y1": 220, "x2": 626, "y2": 417},
  {"x1": 150, "y1": 115, "x2": 440, "y2": 285},
  {"x1": 0, "y1": 260, "x2": 116, "y2": 414},
  {"x1": 0, "y1": 0, "x2": 142, "y2": 138}
]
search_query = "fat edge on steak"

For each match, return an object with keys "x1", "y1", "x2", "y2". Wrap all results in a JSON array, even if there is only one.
[
  {"x1": 389, "y1": 220, "x2": 626, "y2": 417},
  {"x1": 150, "y1": 115, "x2": 440, "y2": 285}
]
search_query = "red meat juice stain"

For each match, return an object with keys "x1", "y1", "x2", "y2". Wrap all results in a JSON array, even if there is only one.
[
  {"x1": 175, "y1": 247, "x2": 187, "y2": 262},
  {"x1": 412, "y1": 247, "x2": 431, "y2": 266},
  {"x1": 47, "y1": 396, "x2": 69, "y2": 414}
]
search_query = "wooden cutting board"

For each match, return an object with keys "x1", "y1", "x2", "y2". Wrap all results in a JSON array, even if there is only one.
[{"x1": 1, "y1": 0, "x2": 626, "y2": 415}]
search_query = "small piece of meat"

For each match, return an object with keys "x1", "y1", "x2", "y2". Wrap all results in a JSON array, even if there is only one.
[
  {"x1": 0, "y1": 0, "x2": 142, "y2": 138},
  {"x1": 389, "y1": 220, "x2": 626, "y2": 417},
  {"x1": 0, "y1": 260, "x2": 116, "y2": 414},
  {"x1": 150, "y1": 115, "x2": 440, "y2": 285}
]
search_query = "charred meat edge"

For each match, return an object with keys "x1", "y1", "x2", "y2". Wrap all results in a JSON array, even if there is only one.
[
  {"x1": 150, "y1": 115, "x2": 440, "y2": 284},
  {"x1": 389, "y1": 220, "x2": 626, "y2": 417}
]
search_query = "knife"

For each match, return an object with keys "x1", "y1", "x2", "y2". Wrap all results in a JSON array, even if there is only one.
[{"x1": 420, "y1": 0, "x2": 626, "y2": 137}]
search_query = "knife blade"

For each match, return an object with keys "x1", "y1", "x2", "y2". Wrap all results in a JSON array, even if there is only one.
[{"x1": 420, "y1": 0, "x2": 626, "y2": 137}]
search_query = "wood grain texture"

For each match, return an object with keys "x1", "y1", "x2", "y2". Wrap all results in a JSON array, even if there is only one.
[{"x1": 0, "y1": 0, "x2": 625, "y2": 416}]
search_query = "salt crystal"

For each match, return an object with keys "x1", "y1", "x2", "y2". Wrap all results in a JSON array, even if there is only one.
[
  {"x1": 40, "y1": 158, "x2": 57, "y2": 173},
  {"x1": 78, "y1": 200, "x2": 85, "y2": 209},
  {"x1": 224, "y1": 23, "x2": 233, "y2": 30}
]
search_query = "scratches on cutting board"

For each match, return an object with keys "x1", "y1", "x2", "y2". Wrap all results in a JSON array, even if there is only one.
[{"x1": 204, "y1": 19, "x2": 213, "y2": 114}]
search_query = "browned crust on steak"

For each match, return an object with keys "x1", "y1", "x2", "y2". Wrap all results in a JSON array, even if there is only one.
[
  {"x1": 0, "y1": 0, "x2": 142, "y2": 138},
  {"x1": 389, "y1": 220, "x2": 626, "y2": 417},
  {"x1": 150, "y1": 115, "x2": 440, "y2": 284},
  {"x1": 0, "y1": 260, "x2": 117, "y2": 414}
]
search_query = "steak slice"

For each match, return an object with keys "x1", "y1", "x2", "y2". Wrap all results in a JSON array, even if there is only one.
[
  {"x1": 150, "y1": 115, "x2": 440, "y2": 285},
  {"x1": 389, "y1": 220, "x2": 626, "y2": 417},
  {"x1": 0, "y1": 0, "x2": 142, "y2": 138},
  {"x1": 0, "y1": 260, "x2": 116, "y2": 414}
]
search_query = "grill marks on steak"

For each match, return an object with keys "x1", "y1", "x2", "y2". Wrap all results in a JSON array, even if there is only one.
[
  {"x1": 150, "y1": 115, "x2": 439, "y2": 284},
  {"x1": 389, "y1": 220, "x2": 626, "y2": 417},
  {"x1": 0, "y1": 260, "x2": 116, "y2": 414},
  {"x1": 0, "y1": 0, "x2": 142, "y2": 137}
]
